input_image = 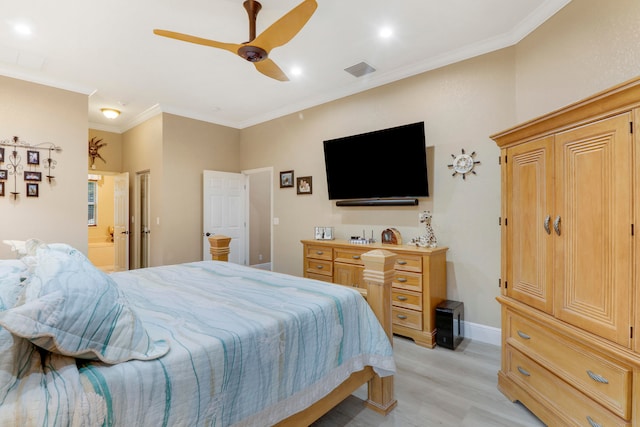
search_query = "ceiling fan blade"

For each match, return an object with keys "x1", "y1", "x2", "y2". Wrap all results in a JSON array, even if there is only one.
[
  {"x1": 252, "y1": 0, "x2": 317, "y2": 52},
  {"x1": 254, "y1": 59, "x2": 289, "y2": 81},
  {"x1": 153, "y1": 29, "x2": 242, "y2": 55}
]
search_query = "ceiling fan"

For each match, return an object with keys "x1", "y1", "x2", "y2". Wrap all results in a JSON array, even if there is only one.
[{"x1": 153, "y1": 0, "x2": 317, "y2": 82}]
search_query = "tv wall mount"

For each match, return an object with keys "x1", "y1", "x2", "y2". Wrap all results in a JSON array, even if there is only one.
[{"x1": 448, "y1": 148, "x2": 480, "y2": 180}]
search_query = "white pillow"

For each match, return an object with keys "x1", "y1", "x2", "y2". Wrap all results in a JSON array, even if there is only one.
[{"x1": 0, "y1": 245, "x2": 170, "y2": 364}]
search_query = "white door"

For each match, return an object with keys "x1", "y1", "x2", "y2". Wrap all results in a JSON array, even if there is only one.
[
  {"x1": 203, "y1": 170, "x2": 246, "y2": 264},
  {"x1": 113, "y1": 172, "x2": 129, "y2": 271}
]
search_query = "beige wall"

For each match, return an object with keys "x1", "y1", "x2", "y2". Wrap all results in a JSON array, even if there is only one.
[
  {"x1": 515, "y1": 0, "x2": 640, "y2": 122},
  {"x1": 0, "y1": 76, "x2": 87, "y2": 259},
  {"x1": 161, "y1": 113, "x2": 241, "y2": 265},
  {"x1": 240, "y1": 49, "x2": 515, "y2": 328},
  {"x1": 122, "y1": 115, "x2": 164, "y2": 266},
  {"x1": 88, "y1": 129, "x2": 123, "y2": 172}
]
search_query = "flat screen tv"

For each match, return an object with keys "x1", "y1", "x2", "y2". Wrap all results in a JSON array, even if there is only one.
[{"x1": 323, "y1": 122, "x2": 428, "y2": 204}]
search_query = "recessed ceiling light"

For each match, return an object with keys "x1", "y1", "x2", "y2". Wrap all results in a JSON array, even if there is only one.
[
  {"x1": 290, "y1": 66, "x2": 302, "y2": 77},
  {"x1": 13, "y1": 23, "x2": 32, "y2": 36},
  {"x1": 379, "y1": 27, "x2": 393, "y2": 39}
]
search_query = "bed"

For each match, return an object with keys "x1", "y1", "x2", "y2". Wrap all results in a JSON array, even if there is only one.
[{"x1": 0, "y1": 237, "x2": 397, "y2": 426}]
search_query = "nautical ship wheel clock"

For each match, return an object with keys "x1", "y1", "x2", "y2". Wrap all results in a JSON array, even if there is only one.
[{"x1": 448, "y1": 148, "x2": 480, "y2": 180}]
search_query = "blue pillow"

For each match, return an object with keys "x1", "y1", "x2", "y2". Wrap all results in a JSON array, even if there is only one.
[{"x1": 0, "y1": 245, "x2": 169, "y2": 364}]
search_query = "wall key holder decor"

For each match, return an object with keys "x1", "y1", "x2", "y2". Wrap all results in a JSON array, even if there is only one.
[{"x1": 0, "y1": 136, "x2": 62, "y2": 200}]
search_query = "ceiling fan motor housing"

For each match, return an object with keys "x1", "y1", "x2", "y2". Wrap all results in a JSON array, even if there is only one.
[{"x1": 238, "y1": 45, "x2": 268, "y2": 62}]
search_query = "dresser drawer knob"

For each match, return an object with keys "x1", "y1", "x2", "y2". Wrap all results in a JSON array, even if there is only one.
[
  {"x1": 315, "y1": 251, "x2": 324, "y2": 255},
  {"x1": 352, "y1": 255, "x2": 361, "y2": 259},
  {"x1": 586, "y1": 416, "x2": 603, "y2": 427},
  {"x1": 397, "y1": 277, "x2": 407, "y2": 283},
  {"x1": 517, "y1": 330, "x2": 531, "y2": 340},
  {"x1": 517, "y1": 366, "x2": 531, "y2": 377},
  {"x1": 396, "y1": 295, "x2": 408, "y2": 301},
  {"x1": 396, "y1": 314, "x2": 408, "y2": 320},
  {"x1": 586, "y1": 370, "x2": 609, "y2": 384},
  {"x1": 397, "y1": 260, "x2": 407, "y2": 265},
  {"x1": 316, "y1": 265, "x2": 324, "y2": 269}
]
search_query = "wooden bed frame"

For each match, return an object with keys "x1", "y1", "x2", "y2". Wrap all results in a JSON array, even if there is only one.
[{"x1": 208, "y1": 235, "x2": 396, "y2": 425}]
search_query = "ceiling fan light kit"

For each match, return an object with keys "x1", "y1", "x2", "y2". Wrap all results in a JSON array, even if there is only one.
[{"x1": 153, "y1": 0, "x2": 317, "y2": 82}]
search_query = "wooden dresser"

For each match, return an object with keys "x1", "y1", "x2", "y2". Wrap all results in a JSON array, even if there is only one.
[
  {"x1": 301, "y1": 239, "x2": 447, "y2": 348},
  {"x1": 491, "y1": 77, "x2": 640, "y2": 426}
]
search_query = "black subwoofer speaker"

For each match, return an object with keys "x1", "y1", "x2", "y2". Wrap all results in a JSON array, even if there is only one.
[{"x1": 435, "y1": 300, "x2": 464, "y2": 350}]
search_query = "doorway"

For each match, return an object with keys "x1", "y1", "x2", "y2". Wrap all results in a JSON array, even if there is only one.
[{"x1": 134, "y1": 170, "x2": 151, "y2": 269}]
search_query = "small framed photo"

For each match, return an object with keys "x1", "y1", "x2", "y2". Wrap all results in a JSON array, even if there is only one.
[
  {"x1": 0, "y1": 147, "x2": 4, "y2": 162},
  {"x1": 26, "y1": 182, "x2": 39, "y2": 197},
  {"x1": 0, "y1": 181, "x2": 4, "y2": 197},
  {"x1": 24, "y1": 171, "x2": 42, "y2": 181},
  {"x1": 297, "y1": 176, "x2": 312, "y2": 195},
  {"x1": 280, "y1": 170, "x2": 294, "y2": 188},
  {"x1": 27, "y1": 150, "x2": 40, "y2": 165},
  {"x1": 0, "y1": 169, "x2": 7, "y2": 180}
]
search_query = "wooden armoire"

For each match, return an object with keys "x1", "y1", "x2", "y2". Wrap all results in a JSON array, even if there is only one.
[{"x1": 491, "y1": 77, "x2": 640, "y2": 426}]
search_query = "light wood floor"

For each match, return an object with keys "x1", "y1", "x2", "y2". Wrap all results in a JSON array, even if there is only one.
[{"x1": 312, "y1": 336, "x2": 545, "y2": 427}]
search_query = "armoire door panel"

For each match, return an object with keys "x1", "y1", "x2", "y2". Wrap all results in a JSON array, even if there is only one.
[
  {"x1": 506, "y1": 136, "x2": 554, "y2": 313},
  {"x1": 554, "y1": 113, "x2": 633, "y2": 347}
]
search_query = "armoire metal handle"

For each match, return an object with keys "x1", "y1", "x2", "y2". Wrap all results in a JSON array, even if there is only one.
[
  {"x1": 586, "y1": 370, "x2": 609, "y2": 384},
  {"x1": 544, "y1": 215, "x2": 551, "y2": 234},
  {"x1": 586, "y1": 415, "x2": 603, "y2": 427},
  {"x1": 553, "y1": 215, "x2": 561, "y2": 236}
]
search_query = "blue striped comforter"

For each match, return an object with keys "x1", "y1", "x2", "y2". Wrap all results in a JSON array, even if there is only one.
[{"x1": 80, "y1": 261, "x2": 395, "y2": 426}]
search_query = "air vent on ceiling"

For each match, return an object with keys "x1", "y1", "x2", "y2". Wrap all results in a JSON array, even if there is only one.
[{"x1": 344, "y1": 61, "x2": 376, "y2": 78}]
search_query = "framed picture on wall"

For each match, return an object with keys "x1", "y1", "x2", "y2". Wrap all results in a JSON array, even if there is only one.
[
  {"x1": 0, "y1": 169, "x2": 7, "y2": 180},
  {"x1": 297, "y1": 176, "x2": 312, "y2": 195},
  {"x1": 0, "y1": 147, "x2": 4, "y2": 162},
  {"x1": 280, "y1": 170, "x2": 294, "y2": 188},
  {"x1": 27, "y1": 150, "x2": 39, "y2": 165},
  {"x1": 24, "y1": 171, "x2": 42, "y2": 181},
  {"x1": 0, "y1": 181, "x2": 4, "y2": 197},
  {"x1": 26, "y1": 183, "x2": 39, "y2": 197}
]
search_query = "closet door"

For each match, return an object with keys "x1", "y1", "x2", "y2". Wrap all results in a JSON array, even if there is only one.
[
  {"x1": 506, "y1": 136, "x2": 554, "y2": 313},
  {"x1": 554, "y1": 113, "x2": 633, "y2": 347}
]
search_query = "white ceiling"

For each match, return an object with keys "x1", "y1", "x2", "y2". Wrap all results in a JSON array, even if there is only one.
[{"x1": 0, "y1": 0, "x2": 570, "y2": 132}]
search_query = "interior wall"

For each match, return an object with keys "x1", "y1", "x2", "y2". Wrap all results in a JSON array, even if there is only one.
[
  {"x1": 247, "y1": 169, "x2": 271, "y2": 266},
  {"x1": 0, "y1": 76, "x2": 88, "y2": 259},
  {"x1": 122, "y1": 115, "x2": 163, "y2": 267},
  {"x1": 515, "y1": 0, "x2": 640, "y2": 122},
  {"x1": 162, "y1": 113, "x2": 241, "y2": 264},
  {"x1": 240, "y1": 48, "x2": 516, "y2": 329}
]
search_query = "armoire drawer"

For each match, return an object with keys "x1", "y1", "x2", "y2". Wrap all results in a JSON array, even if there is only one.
[
  {"x1": 507, "y1": 311, "x2": 632, "y2": 419},
  {"x1": 506, "y1": 346, "x2": 630, "y2": 427}
]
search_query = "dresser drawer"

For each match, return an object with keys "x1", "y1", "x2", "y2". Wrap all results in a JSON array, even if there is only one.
[
  {"x1": 506, "y1": 346, "x2": 629, "y2": 427},
  {"x1": 392, "y1": 306, "x2": 422, "y2": 330},
  {"x1": 305, "y1": 258, "x2": 333, "y2": 277},
  {"x1": 305, "y1": 272, "x2": 333, "y2": 283},
  {"x1": 305, "y1": 245, "x2": 333, "y2": 261},
  {"x1": 393, "y1": 271, "x2": 422, "y2": 292},
  {"x1": 507, "y1": 311, "x2": 632, "y2": 419},
  {"x1": 394, "y1": 254, "x2": 422, "y2": 273},
  {"x1": 392, "y1": 289, "x2": 422, "y2": 311},
  {"x1": 334, "y1": 248, "x2": 366, "y2": 266}
]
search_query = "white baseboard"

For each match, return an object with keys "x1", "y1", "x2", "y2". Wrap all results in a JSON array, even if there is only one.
[{"x1": 462, "y1": 321, "x2": 501, "y2": 347}]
